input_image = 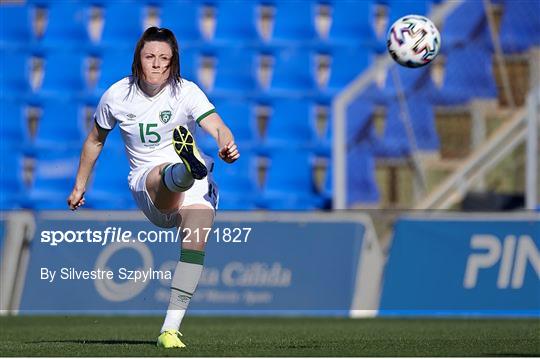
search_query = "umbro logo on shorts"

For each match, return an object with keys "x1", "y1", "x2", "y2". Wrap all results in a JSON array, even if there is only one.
[{"x1": 126, "y1": 113, "x2": 136, "y2": 119}]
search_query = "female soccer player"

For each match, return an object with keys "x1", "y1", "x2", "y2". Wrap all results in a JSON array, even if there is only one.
[{"x1": 67, "y1": 27, "x2": 239, "y2": 348}]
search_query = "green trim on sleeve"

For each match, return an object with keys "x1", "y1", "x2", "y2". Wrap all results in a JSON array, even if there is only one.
[{"x1": 195, "y1": 108, "x2": 216, "y2": 126}]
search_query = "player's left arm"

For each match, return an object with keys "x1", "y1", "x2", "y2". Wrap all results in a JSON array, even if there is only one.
[{"x1": 199, "y1": 112, "x2": 239, "y2": 163}]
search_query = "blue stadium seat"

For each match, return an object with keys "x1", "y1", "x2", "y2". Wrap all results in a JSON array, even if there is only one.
[
  {"x1": 326, "y1": 46, "x2": 371, "y2": 93},
  {"x1": 0, "y1": 5, "x2": 34, "y2": 50},
  {"x1": 373, "y1": 101, "x2": 410, "y2": 158},
  {"x1": 375, "y1": 97, "x2": 438, "y2": 155},
  {"x1": 213, "y1": 1, "x2": 260, "y2": 44},
  {"x1": 259, "y1": 149, "x2": 323, "y2": 210},
  {"x1": 180, "y1": 50, "x2": 199, "y2": 82},
  {"x1": 99, "y1": 2, "x2": 145, "y2": 48},
  {"x1": 103, "y1": 126, "x2": 124, "y2": 151},
  {"x1": 26, "y1": 149, "x2": 80, "y2": 209},
  {"x1": 34, "y1": 100, "x2": 85, "y2": 150},
  {"x1": 301, "y1": 100, "x2": 332, "y2": 156},
  {"x1": 268, "y1": 49, "x2": 317, "y2": 95},
  {"x1": 212, "y1": 151, "x2": 259, "y2": 210},
  {"x1": 38, "y1": 2, "x2": 90, "y2": 49},
  {"x1": 347, "y1": 144, "x2": 379, "y2": 205},
  {"x1": 314, "y1": 101, "x2": 333, "y2": 156},
  {"x1": 160, "y1": 1, "x2": 203, "y2": 45},
  {"x1": 38, "y1": 51, "x2": 88, "y2": 99},
  {"x1": 0, "y1": 148, "x2": 25, "y2": 209},
  {"x1": 387, "y1": 0, "x2": 429, "y2": 23},
  {"x1": 405, "y1": 97, "x2": 438, "y2": 152},
  {"x1": 322, "y1": 160, "x2": 333, "y2": 208},
  {"x1": 194, "y1": 126, "x2": 217, "y2": 155},
  {"x1": 0, "y1": 51, "x2": 32, "y2": 99},
  {"x1": 0, "y1": 100, "x2": 29, "y2": 147},
  {"x1": 264, "y1": 99, "x2": 318, "y2": 151},
  {"x1": 380, "y1": 66, "x2": 435, "y2": 103},
  {"x1": 442, "y1": 1, "x2": 491, "y2": 49},
  {"x1": 212, "y1": 99, "x2": 259, "y2": 150},
  {"x1": 271, "y1": 0, "x2": 318, "y2": 44},
  {"x1": 353, "y1": 81, "x2": 387, "y2": 105},
  {"x1": 327, "y1": 0, "x2": 376, "y2": 45},
  {"x1": 212, "y1": 48, "x2": 259, "y2": 95},
  {"x1": 346, "y1": 99, "x2": 375, "y2": 147},
  {"x1": 500, "y1": 0, "x2": 540, "y2": 53},
  {"x1": 432, "y1": 45, "x2": 497, "y2": 105},
  {"x1": 86, "y1": 146, "x2": 135, "y2": 210},
  {"x1": 95, "y1": 49, "x2": 133, "y2": 95}
]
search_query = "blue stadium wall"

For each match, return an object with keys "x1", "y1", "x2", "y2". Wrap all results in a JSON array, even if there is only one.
[{"x1": 1, "y1": 211, "x2": 538, "y2": 317}]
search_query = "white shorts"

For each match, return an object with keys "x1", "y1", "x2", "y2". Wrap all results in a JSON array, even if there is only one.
[{"x1": 129, "y1": 165, "x2": 219, "y2": 228}]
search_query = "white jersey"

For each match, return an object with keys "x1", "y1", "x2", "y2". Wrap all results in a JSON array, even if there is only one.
[{"x1": 94, "y1": 77, "x2": 215, "y2": 183}]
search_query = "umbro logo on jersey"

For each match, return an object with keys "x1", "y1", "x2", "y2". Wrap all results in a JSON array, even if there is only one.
[
  {"x1": 159, "y1": 110, "x2": 172, "y2": 124},
  {"x1": 126, "y1": 113, "x2": 136, "y2": 119}
]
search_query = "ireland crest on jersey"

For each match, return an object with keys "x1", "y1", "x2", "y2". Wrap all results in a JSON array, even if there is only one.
[{"x1": 159, "y1": 110, "x2": 172, "y2": 124}]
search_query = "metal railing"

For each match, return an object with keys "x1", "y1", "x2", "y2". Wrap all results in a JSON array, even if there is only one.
[{"x1": 332, "y1": 0, "x2": 464, "y2": 209}]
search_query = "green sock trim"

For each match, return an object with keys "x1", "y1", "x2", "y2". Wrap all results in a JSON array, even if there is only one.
[
  {"x1": 180, "y1": 249, "x2": 205, "y2": 265},
  {"x1": 171, "y1": 287, "x2": 193, "y2": 297}
]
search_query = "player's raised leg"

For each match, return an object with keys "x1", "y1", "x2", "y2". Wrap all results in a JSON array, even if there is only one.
[{"x1": 145, "y1": 126, "x2": 207, "y2": 212}]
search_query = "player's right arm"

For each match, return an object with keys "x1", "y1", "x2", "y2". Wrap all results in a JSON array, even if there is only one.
[{"x1": 67, "y1": 123, "x2": 109, "y2": 210}]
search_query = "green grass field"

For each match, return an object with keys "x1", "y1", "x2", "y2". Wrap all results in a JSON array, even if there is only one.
[{"x1": 0, "y1": 316, "x2": 538, "y2": 357}]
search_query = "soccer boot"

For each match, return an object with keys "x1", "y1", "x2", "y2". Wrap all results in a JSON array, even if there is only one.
[
  {"x1": 156, "y1": 330, "x2": 186, "y2": 348},
  {"x1": 172, "y1": 125, "x2": 207, "y2": 180}
]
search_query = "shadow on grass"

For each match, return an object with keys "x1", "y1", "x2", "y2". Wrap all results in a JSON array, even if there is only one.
[{"x1": 29, "y1": 340, "x2": 155, "y2": 345}]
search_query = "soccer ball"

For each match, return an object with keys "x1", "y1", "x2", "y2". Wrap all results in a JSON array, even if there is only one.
[{"x1": 387, "y1": 15, "x2": 441, "y2": 68}]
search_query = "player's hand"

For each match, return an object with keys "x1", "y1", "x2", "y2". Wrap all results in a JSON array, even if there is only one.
[
  {"x1": 218, "y1": 141, "x2": 240, "y2": 163},
  {"x1": 67, "y1": 187, "x2": 86, "y2": 211}
]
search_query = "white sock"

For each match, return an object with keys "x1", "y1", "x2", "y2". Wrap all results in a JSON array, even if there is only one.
[
  {"x1": 161, "y1": 249, "x2": 204, "y2": 333},
  {"x1": 162, "y1": 163, "x2": 194, "y2": 192}
]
